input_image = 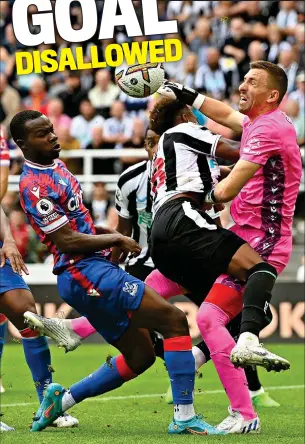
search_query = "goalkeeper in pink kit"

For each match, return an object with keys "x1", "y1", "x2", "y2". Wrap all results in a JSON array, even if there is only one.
[{"x1": 156, "y1": 60, "x2": 302, "y2": 432}]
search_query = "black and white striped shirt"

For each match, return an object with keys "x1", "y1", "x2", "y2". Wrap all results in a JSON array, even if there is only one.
[
  {"x1": 151, "y1": 122, "x2": 221, "y2": 215},
  {"x1": 115, "y1": 161, "x2": 153, "y2": 268}
]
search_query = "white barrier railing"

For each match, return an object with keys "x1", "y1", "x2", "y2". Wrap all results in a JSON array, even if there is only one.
[
  {"x1": 8, "y1": 148, "x2": 148, "y2": 195},
  {"x1": 8, "y1": 148, "x2": 304, "y2": 195}
]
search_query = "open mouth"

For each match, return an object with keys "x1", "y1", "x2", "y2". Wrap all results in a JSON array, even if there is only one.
[
  {"x1": 240, "y1": 96, "x2": 248, "y2": 103},
  {"x1": 53, "y1": 143, "x2": 61, "y2": 151}
]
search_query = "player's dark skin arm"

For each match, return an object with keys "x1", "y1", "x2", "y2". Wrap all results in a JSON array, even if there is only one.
[
  {"x1": 111, "y1": 216, "x2": 133, "y2": 264},
  {"x1": 47, "y1": 222, "x2": 141, "y2": 257},
  {"x1": 215, "y1": 138, "x2": 240, "y2": 162},
  {"x1": 94, "y1": 226, "x2": 117, "y2": 235},
  {"x1": 95, "y1": 221, "x2": 133, "y2": 264}
]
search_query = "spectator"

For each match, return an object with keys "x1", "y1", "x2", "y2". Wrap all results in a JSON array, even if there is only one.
[
  {"x1": 0, "y1": 46, "x2": 10, "y2": 74},
  {"x1": 70, "y1": 99, "x2": 105, "y2": 149},
  {"x1": 86, "y1": 182, "x2": 113, "y2": 228},
  {"x1": 267, "y1": 24, "x2": 292, "y2": 63},
  {"x1": 3, "y1": 23, "x2": 24, "y2": 54},
  {"x1": 14, "y1": 54, "x2": 42, "y2": 96},
  {"x1": 187, "y1": 18, "x2": 213, "y2": 67},
  {"x1": 58, "y1": 72, "x2": 88, "y2": 118},
  {"x1": 285, "y1": 99, "x2": 305, "y2": 145},
  {"x1": 56, "y1": 126, "x2": 81, "y2": 175},
  {"x1": 278, "y1": 48, "x2": 299, "y2": 93},
  {"x1": 122, "y1": 117, "x2": 146, "y2": 169},
  {"x1": 88, "y1": 70, "x2": 120, "y2": 119},
  {"x1": 22, "y1": 77, "x2": 49, "y2": 114},
  {"x1": 276, "y1": 1, "x2": 298, "y2": 38},
  {"x1": 221, "y1": 17, "x2": 251, "y2": 81},
  {"x1": 289, "y1": 71, "x2": 305, "y2": 113},
  {"x1": 9, "y1": 208, "x2": 30, "y2": 260},
  {"x1": 195, "y1": 48, "x2": 227, "y2": 99},
  {"x1": 46, "y1": 98, "x2": 71, "y2": 134},
  {"x1": 57, "y1": 126, "x2": 80, "y2": 151},
  {"x1": 9, "y1": 207, "x2": 38, "y2": 263},
  {"x1": 293, "y1": 23, "x2": 305, "y2": 72},
  {"x1": 0, "y1": 72, "x2": 21, "y2": 130},
  {"x1": 177, "y1": 53, "x2": 198, "y2": 88},
  {"x1": 248, "y1": 40, "x2": 267, "y2": 63},
  {"x1": 163, "y1": 33, "x2": 189, "y2": 80},
  {"x1": 103, "y1": 101, "x2": 133, "y2": 150},
  {"x1": 0, "y1": 1, "x2": 10, "y2": 43},
  {"x1": 118, "y1": 91, "x2": 149, "y2": 119}
]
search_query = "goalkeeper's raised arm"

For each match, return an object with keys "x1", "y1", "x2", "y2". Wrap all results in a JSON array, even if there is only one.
[{"x1": 157, "y1": 81, "x2": 244, "y2": 134}]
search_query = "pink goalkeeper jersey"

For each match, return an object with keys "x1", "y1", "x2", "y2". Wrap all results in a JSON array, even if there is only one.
[{"x1": 230, "y1": 108, "x2": 302, "y2": 237}]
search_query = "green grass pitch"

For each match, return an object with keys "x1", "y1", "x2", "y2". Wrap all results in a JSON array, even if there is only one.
[{"x1": 0, "y1": 343, "x2": 304, "y2": 443}]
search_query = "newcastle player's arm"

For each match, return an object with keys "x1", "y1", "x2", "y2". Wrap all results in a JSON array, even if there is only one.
[
  {"x1": 214, "y1": 138, "x2": 240, "y2": 162},
  {"x1": 110, "y1": 177, "x2": 137, "y2": 264},
  {"x1": 204, "y1": 123, "x2": 280, "y2": 204}
]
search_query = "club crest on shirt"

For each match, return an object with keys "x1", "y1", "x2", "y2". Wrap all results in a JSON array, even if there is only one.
[
  {"x1": 36, "y1": 198, "x2": 54, "y2": 216},
  {"x1": 123, "y1": 282, "x2": 138, "y2": 296},
  {"x1": 244, "y1": 138, "x2": 260, "y2": 155}
]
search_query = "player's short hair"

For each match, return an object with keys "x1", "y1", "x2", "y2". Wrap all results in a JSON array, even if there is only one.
[
  {"x1": 10, "y1": 110, "x2": 43, "y2": 144},
  {"x1": 250, "y1": 61, "x2": 288, "y2": 103},
  {"x1": 150, "y1": 98, "x2": 188, "y2": 135}
]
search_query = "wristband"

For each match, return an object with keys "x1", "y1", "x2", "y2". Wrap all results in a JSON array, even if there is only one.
[
  {"x1": 205, "y1": 190, "x2": 217, "y2": 204},
  {"x1": 193, "y1": 94, "x2": 206, "y2": 110}
]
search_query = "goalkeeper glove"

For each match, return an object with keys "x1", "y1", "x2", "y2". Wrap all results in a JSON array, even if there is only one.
[{"x1": 157, "y1": 80, "x2": 206, "y2": 110}]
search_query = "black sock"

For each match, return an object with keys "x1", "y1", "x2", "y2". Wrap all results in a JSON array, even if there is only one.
[
  {"x1": 194, "y1": 340, "x2": 211, "y2": 363},
  {"x1": 150, "y1": 331, "x2": 164, "y2": 360},
  {"x1": 240, "y1": 262, "x2": 277, "y2": 337},
  {"x1": 245, "y1": 366, "x2": 262, "y2": 391},
  {"x1": 226, "y1": 312, "x2": 242, "y2": 341}
]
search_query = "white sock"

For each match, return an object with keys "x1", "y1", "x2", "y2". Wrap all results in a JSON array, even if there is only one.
[
  {"x1": 61, "y1": 390, "x2": 77, "y2": 411},
  {"x1": 174, "y1": 404, "x2": 196, "y2": 422},
  {"x1": 237, "y1": 332, "x2": 259, "y2": 347},
  {"x1": 250, "y1": 387, "x2": 265, "y2": 398},
  {"x1": 192, "y1": 346, "x2": 207, "y2": 371}
]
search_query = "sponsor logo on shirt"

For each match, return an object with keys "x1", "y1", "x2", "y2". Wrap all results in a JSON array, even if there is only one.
[
  {"x1": 138, "y1": 210, "x2": 152, "y2": 228},
  {"x1": 243, "y1": 138, "x2": 261, "y2": 155},
  {"x1": 67, "y1": 190, "x2": 83, "y2": 211},
  {"x1": 123, "y1": 282, "x2": 138, "y2": 296},
  {"x1": 42, "y1": 212, "x2": 60, "y2": 225}
]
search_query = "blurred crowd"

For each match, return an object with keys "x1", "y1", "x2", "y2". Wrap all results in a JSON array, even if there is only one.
[{"x1": 0, "y1": 1, "x2": 304, "y2": 270}]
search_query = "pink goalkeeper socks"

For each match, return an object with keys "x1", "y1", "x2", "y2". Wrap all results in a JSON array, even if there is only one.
[
  {"x1": 70, "y1": 317, "x2": 97, "y2": 339},
  {"x1": 145, "y1": 269, "x2": 181, "y2": 299},
  {"x1": 197, "y1": 302, "x2": 256, "y2": 420}
]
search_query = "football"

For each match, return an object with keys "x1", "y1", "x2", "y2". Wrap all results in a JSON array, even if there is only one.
[{"x1": 115, "y1": 63, "x2": 165, "y2": 98}]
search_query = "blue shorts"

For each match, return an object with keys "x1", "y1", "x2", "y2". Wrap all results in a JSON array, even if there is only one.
[
  {"x1": 0, "y1": 260, "x2": 30, "y2": 295},
  {"x1": 57, "y1": 257, "x2": 145, "y2": 344}
]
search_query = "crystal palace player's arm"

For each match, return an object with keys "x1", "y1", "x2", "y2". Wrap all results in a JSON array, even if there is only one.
[{"x1": 47, "y1": 222, "x2": 140, "y2": 257}]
